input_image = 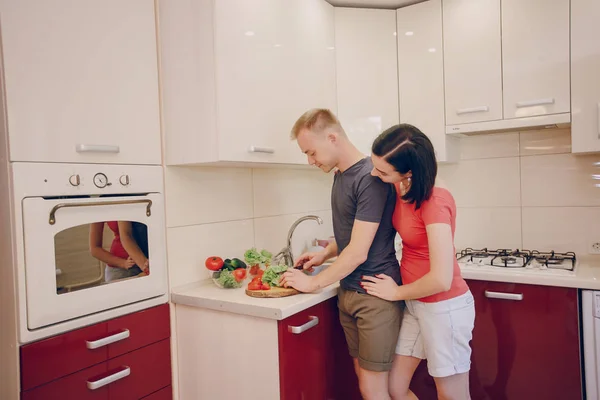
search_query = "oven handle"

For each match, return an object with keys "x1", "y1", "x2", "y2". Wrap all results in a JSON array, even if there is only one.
[{"x1": 49, "y1": 199, "x2": 152, "y2": 225}]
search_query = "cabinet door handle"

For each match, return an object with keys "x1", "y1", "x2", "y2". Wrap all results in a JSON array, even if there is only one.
[
  {"x1": 76, "y1": 144, "x2": 120, "y2": 153},
  {"x1": 485, "y1": 290, "x2": 523, "y2": 301},
  {"x1": 515, "y1": 98, "x2": 555, "y2": 108},
  {"x1": 456, "y1": 106, "x2": 489, "y2": 115},
  {"x1": 288, "y1": 316, "x2": 319, "y2": 334},
  {"x1": 248, "y1": 146, "x2": 275, "y2": 154},
  {"x1": 86, "y1": 329, "x2": 130, "y2": 349},
  {"x1": 87, "y1": 366, "x2": 130, "y2": 390}
]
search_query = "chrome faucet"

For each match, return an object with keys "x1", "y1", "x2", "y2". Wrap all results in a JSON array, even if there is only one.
[{"x1": 273, "y1": 215, "x2": 323, "y2": 267}]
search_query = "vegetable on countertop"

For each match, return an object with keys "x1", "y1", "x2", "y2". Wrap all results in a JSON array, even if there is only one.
[
  {"x1": 214, "y1": 270, "x2": 242, "y2": 288},
  {"x1": 205, "y1": 256, "x2": 224, "y2": 271},
  {"x1": 261, "y1": 264, "x2": 289, "y2": 288},
  {"x1": 222, "y1": 258, "x2": 247, "y2": 271},
  {"x1": 247, "y1": 275, "x2": 270, "y2": 291},
  {"x1": 244, "y1": 248, "x2": 273, "y2": 266}
]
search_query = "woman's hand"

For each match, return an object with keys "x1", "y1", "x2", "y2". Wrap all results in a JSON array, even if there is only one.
[
  {"x1": 361, "y1": 274, "x2": 399, "y2": 301},
  {"x1": 118, "y1": 257, "x2": 136, "y2": 269}
]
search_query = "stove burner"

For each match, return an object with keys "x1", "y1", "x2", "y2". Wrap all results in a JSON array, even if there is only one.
[
  {"x1": 501, "y1": 256, "x2": 517, "y2": 264},
  {"x1": 471, "y1": 253, "x2": 489, "y2": 259}
]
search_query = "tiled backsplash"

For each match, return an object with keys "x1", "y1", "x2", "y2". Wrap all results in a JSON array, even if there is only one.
[
  {"x1": 165, "y1": 167, "x2": 334, "y2": 288},
  {"x1": 165, "y1": 128, "x2": 600, "y2": 287},
  {"x1": 439, "y1": 128, "x2": 600, "y2": 256}
]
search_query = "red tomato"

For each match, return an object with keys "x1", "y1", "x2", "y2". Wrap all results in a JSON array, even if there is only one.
[
  {"x1": 205, "y1": 256, "x2": 224, "y2": 271},
  {"x1": 233, "y1": 268, "x2": 246, "y2": 282},
  {"x1": 248, "y1": 281, "x2": 262, "y2": 291},
  {"x1": 261, "y1": 283, "x2": 270, "y2": 290},
  {"x1": 249, "y1": 265, "x2": 261, "y2": 276}
]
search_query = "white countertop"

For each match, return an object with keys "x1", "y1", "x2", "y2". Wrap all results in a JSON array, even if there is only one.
[
  {"x1": 171, "y1": 279, "x2": 340, "y2": 320},
  {"x1": 460, "y1": 256, "x2": 600, "y2": 290}
]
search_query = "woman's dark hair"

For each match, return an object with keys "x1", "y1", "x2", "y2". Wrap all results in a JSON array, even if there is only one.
[{"x1": 371, "y1": 123, "x2": 437, "y2": 210}]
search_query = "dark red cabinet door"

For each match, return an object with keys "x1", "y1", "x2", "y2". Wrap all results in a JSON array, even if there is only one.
[
  {"x1": 278, "y1": 301, "x2": 330, "y2": 400},
  {"x1": 21, "y1": 363, "x2": 108, "y2": 400},
  {"x1": 107, "y1": 303, "x2": 170, "y2": 359},
  {"x1": 467, "y1": 280, "x2": 582, "y2": 400},
  {"x1": 107, "y1": 338, "x2": 172, "y2": 400},
  {"x1": 141, "y1": 386, "x2": 172, "y2": 400},
  {"x1": 20, "y1": 322, "x2": 108, "y2": 390}
]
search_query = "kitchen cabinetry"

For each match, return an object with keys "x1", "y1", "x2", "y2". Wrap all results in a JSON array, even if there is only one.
[
  {"x1": 0, "y1": 0, "x2": 162, "y2": 165},
  {"x1": 159, "y1": 0, "x2": 337, "y2": 166},
  {"x1": 442, "y1": 0, "x2": 502, "y2": 126},
  {"x1": 20, "y1": 304, "x2": 172, "y2": 400},
  {"x1": 334, "y1": 8, "x2": 399, "y2": 156},
  {"x1": 176, "y1": 295, "x2": 360, "y2": 399},
  {"x1": 571, "y1": 0, "x2": 600, "y2": 154},
  {"x1": 396, "y1": 0, "x2": 458, "y2": 163},
  {"x1": 501, "y1": 0, "x2": 570, "y2": 120},
  {"x1": 466, "y1": 280, "x2": 581, "y2": 400}
]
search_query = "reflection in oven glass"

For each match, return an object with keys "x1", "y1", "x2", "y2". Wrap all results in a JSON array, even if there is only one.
[{"x1": 54, "y1": 221, "x2": 149, "y2": 294}]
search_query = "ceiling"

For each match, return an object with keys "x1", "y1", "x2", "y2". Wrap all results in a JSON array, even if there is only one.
[{"x1": 325, "y1": 0, "x2": 427, "y2": 9}]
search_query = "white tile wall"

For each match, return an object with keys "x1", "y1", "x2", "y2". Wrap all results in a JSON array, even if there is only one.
[
  {"x1": 459, "y1": 132, "x2": 520, "y2": 160},
  {"x1": 454, "y1": 207, "x2": 522, "y2": 250}
]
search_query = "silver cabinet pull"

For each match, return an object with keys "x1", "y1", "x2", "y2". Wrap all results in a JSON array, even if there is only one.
[
  {"x1": 87, "y1": 366, "x2": 130, "y2": 390},
  {"x1": 485, "y1": 290, "x2": 523, "y2": 301},
  {"x1": 76, "y1": 144, "x2": 120, "y2": 153},
  {"x1": 86, "y1": 329, "x2": 130, "y2": 349},
  {"x1": 516, "y1": 98, "x2": 555, "y2": 108},
  {"x1": 288, "y1": 316, "x2": 319, "y2": 334},
  {"x1": 456, "y1": 106, "x2": 489, "y2": 115},
  {"x1": 49, "y1": 199, "x2": 152, "y2": 225},
  {"x1": 248, "y1": 146, "x2": 275, "y2": 154}
]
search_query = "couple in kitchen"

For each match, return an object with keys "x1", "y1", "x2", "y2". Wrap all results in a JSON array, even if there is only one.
[{"x1": 279, "y1": 109, "x2": 475, "y2": 400}]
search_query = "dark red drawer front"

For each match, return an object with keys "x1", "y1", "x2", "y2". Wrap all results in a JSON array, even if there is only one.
[
  {"x1": 107, "y1": 304, "x2": 170, "y2": 359},
  {"x1": 20, "y1": 322, "x2": 108, "y2": 390},
  {"x1": 107, "y1": 338, "x2": 172, "y2": 399},
  {"x1": 21, "y1": 363, "x2": 108, "y2": 400},
  {"x1": 142, "y1": 386, "x2": 173, "y2": 400}
]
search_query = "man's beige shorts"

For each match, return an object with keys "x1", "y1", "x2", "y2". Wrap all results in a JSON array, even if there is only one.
[{"x1": 338, "y1": 286, "x2": 404, "y2": 372}]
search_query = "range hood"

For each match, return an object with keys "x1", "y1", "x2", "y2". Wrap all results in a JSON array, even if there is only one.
[{"x1": 446, "y1": 112, "x2": 571, "y2": 135}]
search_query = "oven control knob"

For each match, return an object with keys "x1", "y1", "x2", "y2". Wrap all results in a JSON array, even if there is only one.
[
  {"x1": 119, "y1": 175, "x2": 130, "y2": 186},
  {"x1": 69, "y1": 174, "x2": 80, "y2": 187}
]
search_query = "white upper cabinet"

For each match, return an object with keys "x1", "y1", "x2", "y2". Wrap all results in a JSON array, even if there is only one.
[
  {"x1": 502, "y1": 0, "x2": 570, "y2": 120},
  {"x1": 397, "y1": 0, "x2": 458, "y2": 163},
  {"x1": 443, "y1": 0, "x2": 502, "y2": 125},
  {"x1": 571, "y1": 0, "x2": 600, "y2": 153},
  {"x1": 334, "y1": 8, "x2": 399, "y2": 156},
  {"x1": 160, "y1": 0, "x2": 336, "y2": 166},
  {"x1": 0, "y1": 0, "x2": 162, "y2": 165}
]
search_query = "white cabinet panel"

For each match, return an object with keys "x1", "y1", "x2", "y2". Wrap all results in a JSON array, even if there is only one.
[
  {"x1": 334, "y1": 8, "x2": 399, "y2": 156},
  {"x1": 397, "y1": 0, "x2": 458, "y2": 162},
  {"x1": 443, "y1": 0, "x2": 502, "y2": 125},
  {"x1": 1, "y1": 0, "x2": 161, "y2": 165},
  {"x1": 502, "y1": 0, "x2": 570, "y2": 119}
]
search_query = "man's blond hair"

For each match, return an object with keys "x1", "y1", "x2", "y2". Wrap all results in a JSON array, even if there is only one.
[{"x1": 290, "y1": 108, "x2": 345, "y2": 139}]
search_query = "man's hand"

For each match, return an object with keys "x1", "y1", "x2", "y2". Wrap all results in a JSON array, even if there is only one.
[
  {"x1": 280, "y1": 269, "x2": 318, "y2": 293},
  {"x1": 294, "y1": 251, "x2": 326, "y2": 271}
]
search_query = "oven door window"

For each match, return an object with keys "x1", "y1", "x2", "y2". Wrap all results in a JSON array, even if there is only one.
[
  {"x1": 22, "y1": 194, "x2": 167, "y2": 330},
  {"x1": 55, "y1": 221, "x2": 150, "y2": 295}
]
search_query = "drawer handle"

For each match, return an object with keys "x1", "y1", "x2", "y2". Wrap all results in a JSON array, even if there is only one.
[
  {"x1": 87, "y1": 366, "x2": 130, "y2": 390},
  {"x1": 515, "y1": 98, "x2": 555, "y2": 108},
  {"x1": 248, "y1": 146, "x2": 275, "y2": 154},
  {"x1": 86, "y1": 329, "x2": 130, "y2": 349},
  {"x1": 485, "y1": 290, "x2": 523, "y2": 301},
  {"x1": 288, "y1": 316, "x2": 319, "y2": 334},
  {"x1": 76, "y1": 144, "x2": 120, "y2": 153},
  {"x1": 456, "y1": 106, "x2": 489, "y2": 115}
]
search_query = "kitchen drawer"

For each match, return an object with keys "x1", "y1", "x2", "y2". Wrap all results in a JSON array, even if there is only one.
[
  {"x1": 22, "y1": 363, "x2": 108, "y2": 400},
  {"x1": 20, "y1": 304, "x2": 170, "y2": 391},
  {"x1": 107, "y1": 338, "x2": 172, "y2": 399},
  {"x1": 142, "y1": 386, "x2": 173, "y2": 400},
  {"x1": 107, "y1": 304, "x2": 170, "y2": 359},
  {"x1": 20, "y1": 322, "x2": 108, "y2": 390}
]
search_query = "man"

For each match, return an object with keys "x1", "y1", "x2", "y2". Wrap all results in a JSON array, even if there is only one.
[{"x1": 280, "y1": 109, "x2": 403, "y2": 400}]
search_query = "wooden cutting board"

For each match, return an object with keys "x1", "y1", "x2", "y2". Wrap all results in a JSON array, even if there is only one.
[{"x1": 245, "y1": 286, "x2": 299, "y2": 298}]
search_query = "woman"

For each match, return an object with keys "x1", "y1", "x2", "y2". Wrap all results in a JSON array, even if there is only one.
[
  {"x1": 89, "y1": 221, "x2": 149, "y2": 282},
  {"x1": 362, "y1": 124, "x2": 474, "y2": 400}
]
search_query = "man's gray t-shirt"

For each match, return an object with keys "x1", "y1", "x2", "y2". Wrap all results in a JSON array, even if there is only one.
[{"x1": 331, "y1": 157, "x2": 401, "y2": 293}]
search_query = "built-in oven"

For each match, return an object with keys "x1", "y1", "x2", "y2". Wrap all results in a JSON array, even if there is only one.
[{"x1": 12, "y1": 162, "x2": 168, "y2": 343}]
